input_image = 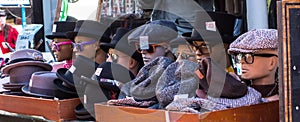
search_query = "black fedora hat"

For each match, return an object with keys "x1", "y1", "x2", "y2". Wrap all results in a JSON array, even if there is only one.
[
  {"x1": 56, "y1": 55, "x2": 97, "y2": 88},
  {"x1": 66, "y1": 20, "x2": 111, "y2": 43},
  {"x1": 46, "y1": 21, "x2": 76, "y2": 39},
  {"x1": 81, "y1": 62, "x2": 135, "y2": 98},
  {"x1": 102, "y1": 27, "x2": 144, "y2": 66},
  {"x1": 53, "y1": 79, "x2": 78, "y2": 99},
  {"x1": 182, "y1": 11, "x2": 237, "y2": 44},
  {"x1": 100, "y1": 27, "x2": 130, "y2": 52}
]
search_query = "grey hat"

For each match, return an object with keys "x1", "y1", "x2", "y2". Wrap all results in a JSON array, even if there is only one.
[
  {"x1": 128, "y1": 23, "x2": 178, "y2": 45},
  {"x1": 228, "y1": 29, "x2": 278, "y2": 54},
  {"x1": 121, "y1": 56, "x2": 173, "y2": 101},
  {"x1": 22, "y1": 71, "x2": 58, "y2": 98},
  {"x1": 156, "y1": 60, "x2": 199, "y2": 107}
]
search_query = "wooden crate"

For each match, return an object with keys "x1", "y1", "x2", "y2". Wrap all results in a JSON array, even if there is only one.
[
  {"x1": 95, "y1": 100, "x2": 279, "y2": 122},
  {"x1": 0, "y1": 94, "x2": 81, "y2": 121}
]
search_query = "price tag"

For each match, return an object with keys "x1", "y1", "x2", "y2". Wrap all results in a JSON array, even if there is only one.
[
  {"x1": 95, "y1": 68, "x2": 103, "y2": 76},
  {"x1": 69, "y1": 65, "x2": 76, "y2": 73},
  {"x1": 139, "y1": 36, "x2": 149, "y2": 50},
  {"x1": 205, "y1": 21, "x2": 216, "y2": 31},
  {"x1": 174, "y1": 94, "x2": 189, "y2": 101},
  {"x1": 52, "y1": 24, "x2": 57, "y2": 32}
]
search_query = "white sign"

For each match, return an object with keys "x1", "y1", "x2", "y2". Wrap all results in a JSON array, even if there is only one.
[
  {"x1": 15, "y1": 24, "x2": 43, "y2": 50},
  {"x1": 0, "y1": 0, "x2": 30, "y2": 4}
]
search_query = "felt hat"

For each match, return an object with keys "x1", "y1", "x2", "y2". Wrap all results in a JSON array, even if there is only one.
[
  {"x1": 46, "y1": 21, "x2": 76, "y2": 39},
  {"x1": 128, "y1": 21, "x2": 178, "y2": 45},
  {"x1": 1, "y1": 49, "x2": 52, "y2": 74},
  {"x1": 228, "y1": 29, "x2": 278, "y2": 54},
  {"x1": 74, "y1": 104, "x2": 95, "y2": 121},
  {"x1": 81, "y1": 62, "x2": 135, "y2": 99},
  {"x1": 101, "y1": 27, "x2": 144, "y2": 66},
  {"x1": 123, "y1": 56, "x2": 173, "y2": 101},
  {"x1": 100, "y1": 27, "x2": 130, "y2": 50},
  {"x1": 3, "y1": 66, "x2": 49, "y2": 87},
  {"x1": 21, "y1": 71, "x2": 58, "y2": 98},
  {"x1": 55, "y1": 55, "x2": 97, "y2": 88},
  {"x1": 156, "y1": 60, "x2": 200, "y2": 107},
  {"x1": 66, "y1": 20, "x2": 111, "y2": 43},
  {"x1": 182, "y1": 11, "x2": 237, "y2": 45},
  {"x1": 53, "y1": 78, "x2": 78, "y2": 99}
]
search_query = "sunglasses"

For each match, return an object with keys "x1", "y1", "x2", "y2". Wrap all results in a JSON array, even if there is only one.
[
  {"x1": 51, "y1": 41, "x2": 73, "y2": 51},
  {"x1": 190, "y1": 42, "x2": 210, "y2": 55},
  {"x1": 232, "y1": 53, "x2": 278, "y2": 64},
  {"x1": 73, "y1": 40, "x2": 96, "y2": 52},
  {"x1": 135, "y1": 43, "x2": 164, "y2": 54}
]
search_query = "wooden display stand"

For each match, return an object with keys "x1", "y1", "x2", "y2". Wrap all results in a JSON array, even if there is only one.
[
  {"x1": 0, "y1": 94, "x2": 81, "y2": 121},
  {"x1": 278, "y1": 0, "x2": 300, "y2": 122},
  {"x1": 95, "y1": 100, "x2": 279, "y2": 122}
]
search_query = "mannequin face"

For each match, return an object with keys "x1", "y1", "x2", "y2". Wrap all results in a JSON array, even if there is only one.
[
  {"x1": 109, "y1": 49, "x2": 131, "y2": 69},
  {"x1": 74, "y1": 36, "x2": 98, "y2": 59},
  {"x1": 190, "y1": 41, "x2": 210, "y2": 63},
  {"x1": 236, "y1": 50, "x2": 278, "y2": 82},
  {"x1": 136, "y1": 43, "x2": 168, "y2": 64},
  {"x1": 51, "y1": 38, "x2": 74, "y2": 62}
]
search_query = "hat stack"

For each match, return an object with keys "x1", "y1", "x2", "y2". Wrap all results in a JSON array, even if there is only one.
[
  {"x1": 1, "y1": 49, "x2": 52, "y2": 94},
  {"x1": 122, "y1": 57, "x2": 173, "y2": 103},
  {"x1": 54, "y1": 55, "x2": 98, "y2": 99},
  {"x1": 156, "y1": 60, "x2": 200, "y2": 108}
]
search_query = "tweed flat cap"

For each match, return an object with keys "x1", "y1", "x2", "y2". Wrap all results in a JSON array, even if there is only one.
[
  {"x1": 156, "y1": 60, "x2": 199, "y2": 108},
  {"x1": 228, "y1": 29, "x2": 278, "y2": 54},
  {"x1": 128, "y1": 23, "x2": 178, "y2": 45}
]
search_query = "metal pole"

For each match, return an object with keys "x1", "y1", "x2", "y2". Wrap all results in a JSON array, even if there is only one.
[{"x1": 21, "y1": 5, "x2": 26, "y2": 28}]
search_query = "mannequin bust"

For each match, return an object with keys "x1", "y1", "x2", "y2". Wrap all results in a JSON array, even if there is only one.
[{"x1": 228, "y1": 29, "x2": 279, "y2": 101}]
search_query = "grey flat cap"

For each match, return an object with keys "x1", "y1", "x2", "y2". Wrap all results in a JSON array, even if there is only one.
[
  {"x1": 228, "y1": 29, "x2": 278, "y2": 54},
  {"x1": 128, "y1": 24, "x2": 178, "y2": 45}
]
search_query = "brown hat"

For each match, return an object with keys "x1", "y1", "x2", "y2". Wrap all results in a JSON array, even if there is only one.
[
  {"x1": 228, "y1": 29, "x2": 278, "y2": 54},
  {"x1": 1, "y1": 49, "x2": 52, "y2": 74}
]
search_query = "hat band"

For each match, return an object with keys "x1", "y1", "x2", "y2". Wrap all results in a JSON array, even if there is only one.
[
  {"x1": 29, "y1": 86, "x2": 57, "y2": 97},
  {"x1": 6, "y1": 58, "x2": 44, "y2": 65}
]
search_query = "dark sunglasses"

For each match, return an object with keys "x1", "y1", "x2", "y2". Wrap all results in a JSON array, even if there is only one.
[
  {"x1": 232, "y1": 53, "x2": 278, "y2": 64},
  {"x1": 135, "y1": 43, "x2": 164, "y2": 54},
  {"x1": 51, "y1": 41, "x2": 73, "y2": 51}
]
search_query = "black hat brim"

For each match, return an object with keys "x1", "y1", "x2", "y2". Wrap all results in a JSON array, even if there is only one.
[
  {"x1": 80, "y1": 76, "x2": 120, "y2": 92},
  {"x1": 56, "y1": 68, "x2": 75, "y2": 88},
  {"x1": 53, "y1": 79, "x2": 77, "y2": 95},
  {"x1": 66, "y1": 31, "x2": 102, "y2": 40},
  {"x1": 46, "y1": 32, "x2": 69, "y2": 39},
  {"x1": 21, "y1": 85, "x2": 54, "y2": 99}
]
